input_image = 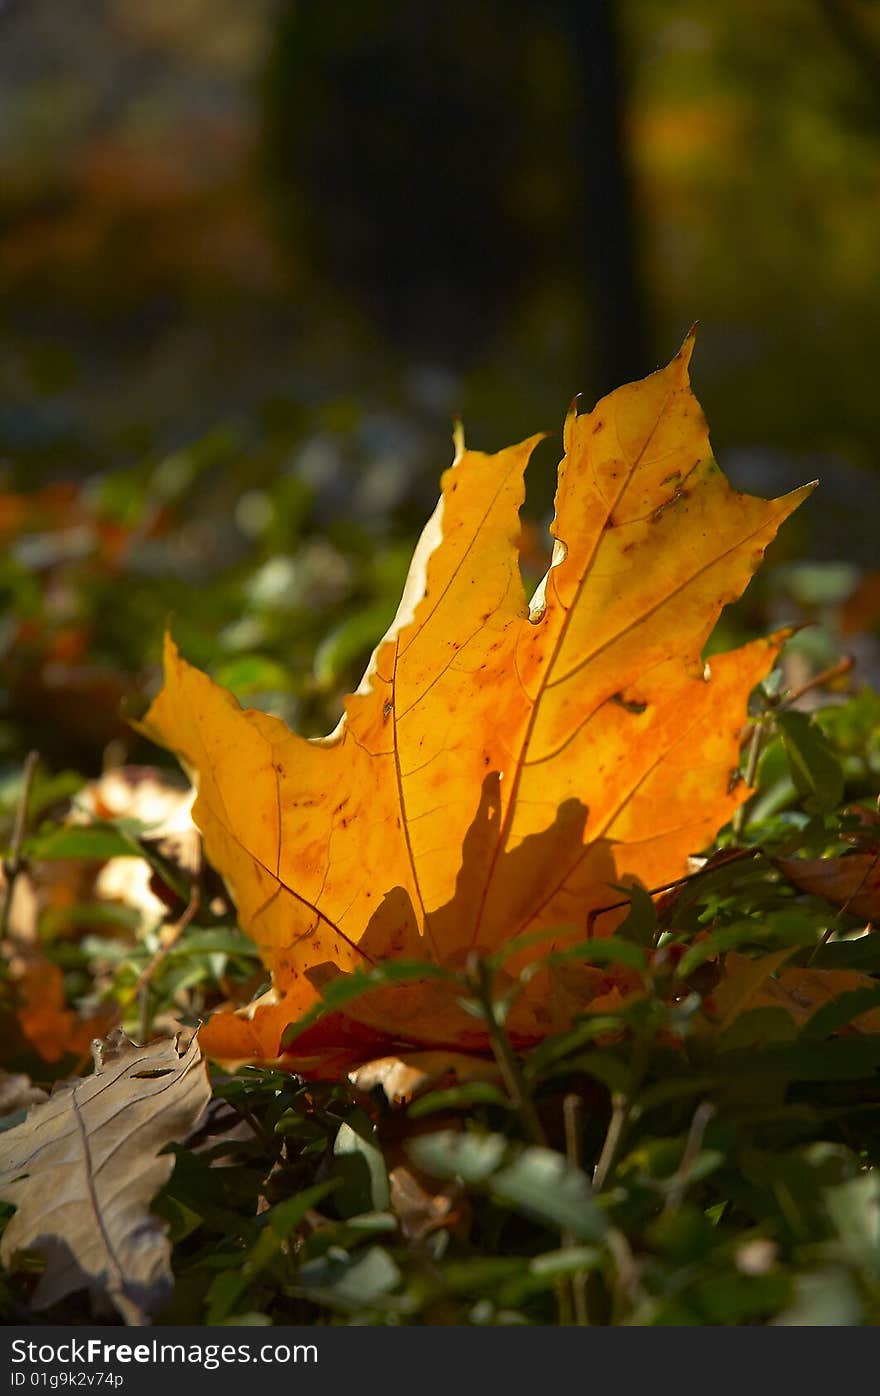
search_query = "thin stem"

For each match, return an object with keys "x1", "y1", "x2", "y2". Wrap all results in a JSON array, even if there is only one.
[
  {"x1": 605, "y1": 1227, "x2": 647, "y2": 1322},
  {"x1": 663, "y1": 1101, "x2": 715, "y2": 1214},
  {"x1": 733, "y1": 718, "x2": 766, "y2": 837},
  {"x1": 806, "y1": 847, "x2": 879, "y2": 966},
  {"x1": 120, "y1": 841, "x2": 202, "y2": 1039},
  {"x1": 779, "y1": 655, "x2": 853, "y2": 710},
  {"x1": 0, "y1": 750, "x2": 39, "y2": 943},
  {"x1": 592, "y1": 1091, "x2": 627, "y2": 1192},
  {"x1": 563, "y1": 1093, "x2": 590, "y2": 1326},
  {"x1": 586, "y1": 848, "x2": 755, "y2": 936},
  {"x1": 128, "y1": 879, "x2": 201, "y2": 1018},
  {"x1": 593, "y1": 1035, "x2": 653, "y2": 1192},
  {"x1": 465, "y1": 953, "x2": 546, "y2": 1147}
]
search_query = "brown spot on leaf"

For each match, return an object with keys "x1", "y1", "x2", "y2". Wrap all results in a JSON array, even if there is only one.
[{"x1": 610, "y1": 692, "x2": 648, "y2": 715}]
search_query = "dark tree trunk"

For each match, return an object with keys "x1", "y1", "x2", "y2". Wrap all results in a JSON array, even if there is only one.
[{"x1": 566, "y1": 0, "x2": 652, "y2": 394}]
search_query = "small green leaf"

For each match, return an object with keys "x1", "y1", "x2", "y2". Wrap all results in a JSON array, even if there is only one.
[
  {"x1": 332, "y1": 1117, "x2": 390, "y2": 1216},
  {"x1": 614, "y1": 883, "x2": 658, "y2": 946},
  {"x1": 527, "y1": 1245, "x2": 603, "y2": 1279},
  {"x1": 716, "y1": 1036, "x2": 880, "y2": 1081},
  {"x1": 408, "y1": 1082, "x2": 512, "y2": 1118},
  {"x1": 166, "y1": 927, "x2": 261, "y2": 960},
  {"x1": 776, "y1": 710, "x2": 844, "y2": 815},
  {"x1": 266, "y1": 1181, "x2": 340, "y2": 1240},
  {"x1": 524, "y1": 1016, "x2": 626, "y2": 1080},
  {"x1": 313, "y1": 602, "x2": 396, "y2": 689},
  {"x1": 536, "y1": 938, "x2": 648, "y2": 975},
  {"x1": 406, "y1": 1130, "x2": 507, "y2": 1184},
  {"x1": 281, "y1": 959, "x2": 455, "y2": 1046},
  {"x1": 812, "y1": 934, "x2": 880, "y2": 972},
  {"x1": 676, "y1": 910, "x2": 818, "y2": 979},
  {"x1": 799, "y1": 984, "x2": 880, "y2": 1042},
  {"x1": 299, "y1": 1245, "x2": 401, "y2": 1310},
  {"x1": 26, "y1": 822, "x2": 144, "y2": 862},
  {"x1": 491, "y1": 1148, "x2": 607, "y2": 1241}
]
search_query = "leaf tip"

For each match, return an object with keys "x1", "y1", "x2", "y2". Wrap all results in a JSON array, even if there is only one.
[
  {"x1": 563, "y1": 395, "x2": 581, "y2": 452},
  {"x1": 676, "y1": 324, "x2": 699, "y2": 371},
  {"x1": 451, "y1": 418, "x2": 465, "y2": 462}
]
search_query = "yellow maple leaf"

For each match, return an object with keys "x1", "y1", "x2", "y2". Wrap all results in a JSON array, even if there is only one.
[{"x1": 139, "y1": 339, "x2": 810, "y2": 1066}]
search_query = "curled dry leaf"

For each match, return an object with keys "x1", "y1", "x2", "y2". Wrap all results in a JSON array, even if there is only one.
[
  {"x1": 0, "y1": 1029, "x2": 210, "y2": 1324},
  {"x1": 349, "y1": 1050, "x2": 502, "y2": 1107},
  {"x1": 139, "y1": 340, "x2": 810, "y2": 1071},
  {"x1": 76, "y1": 764, "x2": 198, "y2": 930},
  {"x1": 388, "y1": 1160, "x2": 469, "y2": 1243},
  {"x1": 0, "y1": 1072, "x2": 47, "y2": 1118}
]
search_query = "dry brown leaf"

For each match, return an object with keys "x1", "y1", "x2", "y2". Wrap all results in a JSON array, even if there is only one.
[
  {"x1": 140, "y1": 340, "x2": 810, "y2": 1068},
  {"x1": 709, "y1": 952, "x2": 880, "y2": 1035},
  {"x1": 775, "y1": 851, "x2": 880, "y2": 922},
  {"x1": 0, "y1": 1028, "x2": 210, "y2": 1324},
  {"x1": 747, "y1": 966, "x2": 880, "y2": 1033},
  {"x1": 388, "y1": 1161, "x2": 469, "y2": 1242}
]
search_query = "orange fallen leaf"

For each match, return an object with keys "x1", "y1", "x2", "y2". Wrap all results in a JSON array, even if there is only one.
[
  {"x1": 140, "y1": 340, "x2": 810, "y2": 1068},
  {"x1": 841, "y1": 570, "x2": 880, "y2": 635},
  {"x1": 16, "y1": 959, "x2": 111, "y2": 1065}
]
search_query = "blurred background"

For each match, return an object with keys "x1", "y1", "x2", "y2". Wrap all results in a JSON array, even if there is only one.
[{"x1": 2, "y1": 0, "x2": 880, "y2": 769}]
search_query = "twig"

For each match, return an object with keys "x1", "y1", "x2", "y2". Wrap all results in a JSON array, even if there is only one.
[
  {"x1": 586, "y1": 847, "x2": 755, "y2": 935},
  {"x1": 605, "y1": 1226, "x2": 647, "y2": 1320},
  {"x1": 0, "y1": 750, "x2": 39, "y2": 942},
  {"x1": 465, "y1": 953, "x2": 546, "y2": 1146},
  {"x1": 807, "y1": 846, "x2": 880, "y2": 966},
  {"x1": 780, "y1": 655, "x2": 854, "y2": 710},
  {"x1": 663, "y1": 1100, "x2": 715, "y2": 1214},
  {"x1": 593, "y1": 1035, "x2": 653, "y2": 1192},
  {"x1": 563, "y1": 1093, "x2": 590, "y2": 1326},
  {"x1": 592, "y1": 1091, "x2": 627, "y2": 1192},
  {"x1": 128, "y1": 877, "x2": 201, "y2": 1039}
]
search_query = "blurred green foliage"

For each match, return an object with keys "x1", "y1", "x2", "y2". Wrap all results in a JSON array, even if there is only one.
[{"x1": 1, "y1": 0, "x2": 880, "y2": 1330}]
